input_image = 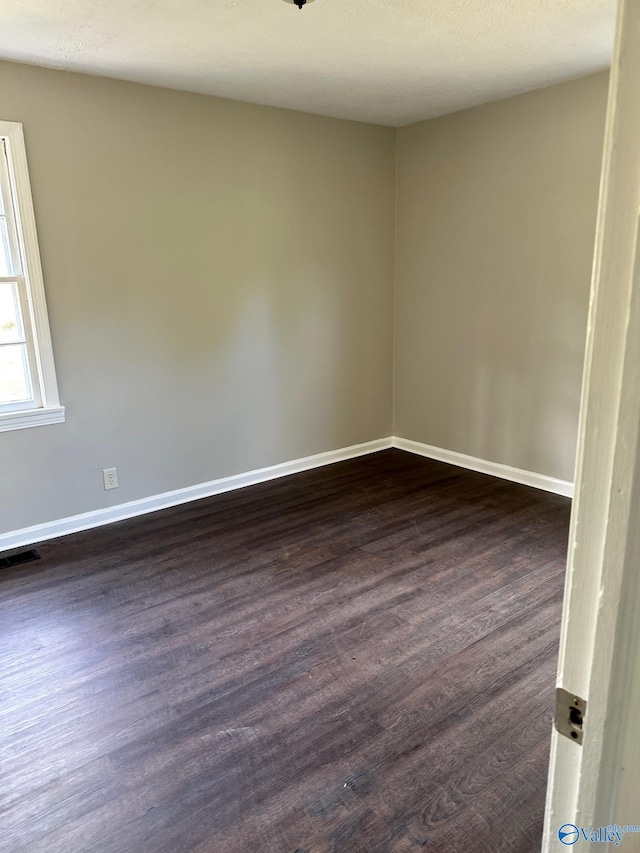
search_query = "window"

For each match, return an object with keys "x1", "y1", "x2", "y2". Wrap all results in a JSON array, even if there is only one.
[{"x1": 0, "y1": 121, "x2": 64, "y2": 431}]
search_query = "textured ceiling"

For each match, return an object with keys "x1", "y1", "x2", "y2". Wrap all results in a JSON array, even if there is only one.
[{"x1": 0, "y1": 0, "x2": 616, "y2": 126}]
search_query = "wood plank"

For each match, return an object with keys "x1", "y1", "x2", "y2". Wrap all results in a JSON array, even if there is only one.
[{"x1": 0, "y1": 449, "x2": 570, "y2": 852}]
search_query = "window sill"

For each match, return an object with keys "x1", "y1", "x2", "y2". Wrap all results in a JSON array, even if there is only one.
[{"x1": 0, "y1": 406, "x2": 66, "y2": 433}]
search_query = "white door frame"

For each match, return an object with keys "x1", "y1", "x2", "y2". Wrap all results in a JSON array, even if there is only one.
[{"x1": 542, "y1": 0, "x2": 640, "y2": 847}]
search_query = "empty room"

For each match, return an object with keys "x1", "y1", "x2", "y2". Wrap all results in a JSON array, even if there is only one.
[{"x1": 3, "y1": 1, "x2": 640, "y2": 851}]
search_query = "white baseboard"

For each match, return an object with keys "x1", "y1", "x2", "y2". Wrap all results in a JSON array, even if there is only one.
[
  {"x1": 0, "y1": 437, "x2": 393, "y2": 553},
  {"x1": 1, "y1": 434, "x2": 573, "y2": 553},
  {"x1": 393, "y1": 436, "x2": 574, "y2": 498}
]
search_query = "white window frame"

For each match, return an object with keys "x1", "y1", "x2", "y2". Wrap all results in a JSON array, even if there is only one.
[{"x1": 0, "y1": 120, "x2": 64, "y2": 431}]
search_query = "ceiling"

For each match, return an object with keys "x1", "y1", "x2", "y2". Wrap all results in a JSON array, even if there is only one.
[{"x1": 0, "y1": 0, "x2": 617, "y2": 127}]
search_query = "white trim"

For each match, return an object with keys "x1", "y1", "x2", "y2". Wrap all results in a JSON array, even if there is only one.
[
  {"x1": 0, "y1": 404, "x2": 65, "y2": 432},
  {"x1": 393, "y1": 436, "x2": 574, "y2": 497},
  {"x1": 0, "y1": 437, "x2": 393, "y2": 552},
  {"x1": 0, "y1": 435, "x2": 576, "y2": 552},
  {"x1": 0, "y1": 120, "x2": 63, "y2": 424},
  {"x1": 543, "y1": 0, "x2": 640, "y2": 842}
]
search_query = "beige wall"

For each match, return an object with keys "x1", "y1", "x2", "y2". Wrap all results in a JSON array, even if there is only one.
[
  {"x1": 0, "y1": 63, "x2": 610, "y2": 536},
  {"x1": 394, "y1": 73, "x2": 609, "y2": 482},
  {"x1": 0, "y1": 61, "x2": 395, "y2": 532}
]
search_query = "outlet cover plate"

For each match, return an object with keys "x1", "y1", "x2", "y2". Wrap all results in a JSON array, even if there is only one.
[{"x1": 102, "y1": 468, "x2": 118, "y2": 490}]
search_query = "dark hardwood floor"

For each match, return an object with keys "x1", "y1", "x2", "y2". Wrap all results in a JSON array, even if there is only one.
[{"x1": 0, "y1": 449, "x2": 571, "y2": 853}]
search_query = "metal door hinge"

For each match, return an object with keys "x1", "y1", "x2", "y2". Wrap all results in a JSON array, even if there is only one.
[{"x1": 555, "y1": 688, "x2": 586, "y2": 745}]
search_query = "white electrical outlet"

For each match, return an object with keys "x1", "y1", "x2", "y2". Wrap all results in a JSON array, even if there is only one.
[{"x1": 102, "y1": 467, "x2": 118, "y2": 490}]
